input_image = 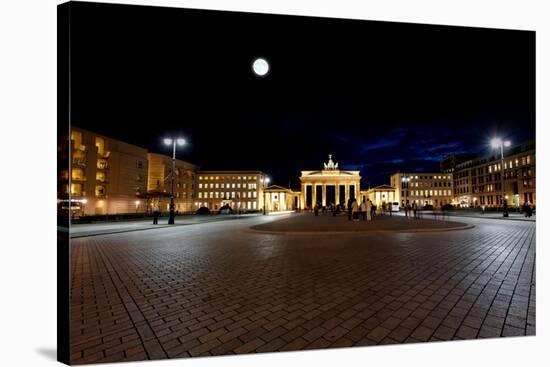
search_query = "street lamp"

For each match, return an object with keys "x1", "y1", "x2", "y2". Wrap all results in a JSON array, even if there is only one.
[
  {"x1": 263, "y1": 177, "x2": 270, "y2": 215},
  {"x1": 401, "y1": 175, "x2": 410, "y2": 217},
  {"x1": 490, "y1": 137, "x2": 511, "y2": 217},
  {"x1": 164, "y1": 137, "x2": 186, "y2": 224}
]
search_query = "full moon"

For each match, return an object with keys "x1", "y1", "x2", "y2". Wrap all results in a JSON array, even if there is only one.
[{"x1": 252, "y1": 58, "x2": 269, "y2": 76}]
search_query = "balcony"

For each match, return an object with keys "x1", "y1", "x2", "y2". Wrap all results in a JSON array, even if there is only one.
[
  {"x1": 97, "y1": 159, "x2": 109, "y2": 170},
  {"x1": 72, "y1": 159, "x2": 87, "y2": 167},
  {"x1": 97, "y1": 150, "x2": 111, "y2": 159}
]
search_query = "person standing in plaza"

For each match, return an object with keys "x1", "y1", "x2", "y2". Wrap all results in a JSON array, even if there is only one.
[
  {"x1": 352, "y1": 198, "x2": 359, "y2": 221},
  {"x1": 152, "y1": 203, "x2": 160, "y2": 225},
  {"x1": 360, "y1": 197, "x2": 367, "y2": 221},
  {"x1": 347, "y1": 197, "x2": 353, "y2": 221},
  {"x1": 366, "y1": 198, "x2": 372, "y2": 221}
]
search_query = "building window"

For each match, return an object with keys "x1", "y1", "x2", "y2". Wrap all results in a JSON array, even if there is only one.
[{"x1": 136, "y1": 160, "x2": 143, "y2": 169}]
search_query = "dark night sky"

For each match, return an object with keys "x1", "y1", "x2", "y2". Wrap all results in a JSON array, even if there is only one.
[{"x1": 69, "y1": 1, "x2": 535, "y2": 188}]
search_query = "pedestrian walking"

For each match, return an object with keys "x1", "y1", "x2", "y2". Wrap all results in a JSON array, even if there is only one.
[
  {"x1": 371, "y1": 201, "x2": 376, "y2": 218},
  {"x1": 347, "y1": 197, "x2": 353, "y2": 221},
  {"x1": 314, "y1": 202, "x2": 319, "y2": 216},
  {"x1": 412, "y1": 202, "x2": 418, "y2": 219},
  {"x1": 366, "y1": 199, "x2": 372, "y2": 221},
  {"x1": 152, "y1": 204, "x2": 160, "y2": 225},
  {"x1": 352, "y1": 198, "x2": 359, "y2": 221},
  {"x1": 360, "y1": 197, "x2": 367, "y2": 221}
]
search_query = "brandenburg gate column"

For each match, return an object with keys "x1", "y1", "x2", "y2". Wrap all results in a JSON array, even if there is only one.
[
  {"x1": 344, "y1": 184, "x2": 349, "y2": 204},
  {"x1": 312, "y1": 184, "x2": 317, "y2": 207},
  {"x1": 335, "y1": 182, "x2": 340, "y2": 204},
  {"x1": 301, "y1": 183, "x2": 305, "y2": 209},
  {"x1": 322, "y1": 184, "x2": 326, "y2": 206}
]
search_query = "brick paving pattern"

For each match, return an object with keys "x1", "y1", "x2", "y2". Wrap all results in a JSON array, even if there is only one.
[{"x1": 69, "y1": 215, "x2": 536, "y2": 364}]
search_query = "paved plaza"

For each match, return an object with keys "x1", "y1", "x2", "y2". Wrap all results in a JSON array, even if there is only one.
[{"x1": 69, "y1": 213, "x2": 536, "y2": 364}]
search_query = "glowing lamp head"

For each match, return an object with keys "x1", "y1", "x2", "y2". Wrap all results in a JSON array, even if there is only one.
[
  {"x1": 265, "y1": 177, "x2": 270, "y2": 184},
  {"x1": 503, "y1": 140, "x2": 511, "y2": 147},
  {"x1": 176, "y1": 138, "x2": 186, "y2": 146},
  {"x1": 135, "y1": 200, "x2": 140, "y2": 206},
  {"x1": 82, "y1": 199, "x2": 88, "y2": 204},
  {"x1": 252, "y1": 58, "x2": 269, "y2": 76},
  {"x1": 163, "y1": 138, "x2": 173, "y2": 146},
  {"x1": 490, "y1": 138, "x2": 503, "y2": 149}
]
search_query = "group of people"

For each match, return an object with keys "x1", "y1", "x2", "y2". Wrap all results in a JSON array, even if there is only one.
[
  {"x1": 347, "y1": 197, "x2": 375, "y2": 221},
  {"x1": 522, "y1": 201, "x2": 534, "y2": 217},
  {"x1": 403, "y1": 201, "x2": 419, "y2": 218}
]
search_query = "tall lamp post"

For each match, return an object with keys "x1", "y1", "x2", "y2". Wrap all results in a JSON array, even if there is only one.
[
  {"x1": 263, "y1": 177, "x2": 270, "y2": 215},
  {"x1": 164, "y1": 137, "x2": 186, "y2": 224},
  {"x1": 401, "y1": 175, "x2": 410, "y2": 216},
  {"x1": 490, "y1": 138, "x2": 511, "y2": 217}
]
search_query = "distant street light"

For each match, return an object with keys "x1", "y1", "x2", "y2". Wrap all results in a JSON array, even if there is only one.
[
  {"x1": 401, "y1": 175, "x2": 411, "y2": 217},
  {"x1": 263, "y1": 177, "x2": 270, "y2": 215},
  {"x1": 490, "y1": 137, "x2": 511, "y2": 217},
  {"x1": 164, "y1": 137, "x2": 186, "y2": 224}
]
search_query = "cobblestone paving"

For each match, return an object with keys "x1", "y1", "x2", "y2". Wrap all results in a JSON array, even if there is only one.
[{"x1": 69, "y1": 215, "x2": 536, "y2": 364}]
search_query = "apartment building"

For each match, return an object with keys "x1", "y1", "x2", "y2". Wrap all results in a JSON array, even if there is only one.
[
  {"x1": 390, "y1": 172, "x2": 453, "y2": 208},
  {"x1": 147, "y1": 153, "x2": 199, "y2": 213},
  {"x1": 67, "y1": 127, "x2": 149, "y2": 216},
  {"x1": 442, "y1": 141, "x2": 536, "y2": 207},
  {"x1": 196, "y1": 171, "x2": 268, "y2": 211}
]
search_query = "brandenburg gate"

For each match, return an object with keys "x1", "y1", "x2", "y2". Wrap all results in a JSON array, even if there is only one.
[{"x1": 300, "y1": 154, "x2": 361, "y2": 208}]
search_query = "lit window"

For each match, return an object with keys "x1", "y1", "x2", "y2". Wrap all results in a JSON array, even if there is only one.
[
  {"x1": 215, "y1": 183, "x2": 219, "y2": 188},
  {"x1": 232, "y1": 191, "x2": 235, "y2": 198},
  {"x1": 199, "y1": 183, "x2": 203, "y2": 189},
  {"x1": 253, "y1": 191, "x2": 257, "y2": 198},
  {"x1": 198, "y1": 192, "x2": 202, "y2": 198},
  {"x1": 527, "y1": 155, "x2": 531, "y2": 164}
]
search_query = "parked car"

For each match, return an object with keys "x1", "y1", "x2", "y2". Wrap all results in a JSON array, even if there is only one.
[
  {"x1": 196, "y1": 206, "x2": 211, "y2": 215},
  {"x1": 218, "y1": 204, "x2": 233, "y2": 214}
]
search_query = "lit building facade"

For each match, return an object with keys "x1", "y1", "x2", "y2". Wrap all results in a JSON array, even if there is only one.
[
  {"x1": 264, "y1": 185, "x2": 302, "y2": 212},
  {"x1": 67, "y1": 127, "x2": 149, "y2": 216},
  {"x1": 443, "y1": 141, "x2": 536, "y2": 207},
  {"x1": 361, "y1": 185, "x2": 397, "y2": 208},
  {"x1": 300, "y1": 155, "x2": 361, "y2": 209},
  {"x1": 390, "y1": 172, "x2": 453, "y2": 208},
  {"x1": 195, "y1": 171, "x2": 268, "y2": 211},
  {"x1": 147, "y1": 153, "x2": 199, "y2": 213}
]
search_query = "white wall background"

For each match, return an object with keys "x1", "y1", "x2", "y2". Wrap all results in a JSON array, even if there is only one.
[{"x1": 0, "y1": 0, "x2": 547, "y2": 366}]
